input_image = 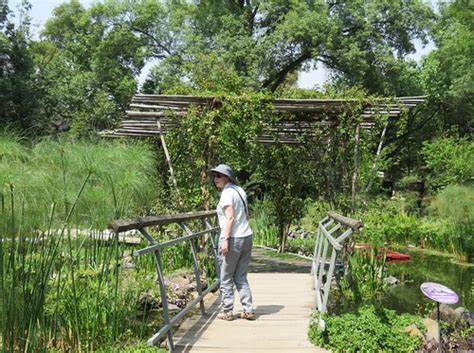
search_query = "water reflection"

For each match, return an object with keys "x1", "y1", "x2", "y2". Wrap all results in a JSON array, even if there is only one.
[{"x1": 384, "y1": 249, "x2": 473, "y2": 314}]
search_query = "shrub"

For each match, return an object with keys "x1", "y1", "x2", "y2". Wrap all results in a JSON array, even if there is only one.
[
  {"x1": 339, "y1": 249, "x2": 387, "y2": 304},
  {"x1": 299, "y1": 199, "x2": 333, "y2": 233},
  {"x1": 430, "y1": 184, "x2": 474, "y2": 261},
  {"x1": 421, "y1": 137, "x2": 474, "y2": 191},
  {"x1": 249, "y1": 198, "x2": 279, "y2": 247},
  {"x1": 309, "y1": 305, "x2": 423, "y2": 352},
  {"x1": 357, "y1": 198, "x2": 451, "y2": 251}
]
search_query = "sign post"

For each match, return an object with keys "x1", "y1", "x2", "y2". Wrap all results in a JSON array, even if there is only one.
[{"x1": 420, "y1": 282, "x2": 459, "y2": 353}]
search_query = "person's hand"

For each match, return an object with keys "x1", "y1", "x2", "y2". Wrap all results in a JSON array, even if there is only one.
[{"x1": 221, "y1": 239, "x2": 229, "y2": 256}]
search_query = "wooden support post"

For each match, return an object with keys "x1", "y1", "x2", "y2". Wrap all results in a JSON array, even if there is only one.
[
  {"x1": 351, "y1": 123, "x2": 361, "y2": 212},
  {"x1": 364, "y1": 120, "x2": 389, "y2": 206},
  {"x1": 157, "y1": 121, "x2": 183, "y2": 208}
]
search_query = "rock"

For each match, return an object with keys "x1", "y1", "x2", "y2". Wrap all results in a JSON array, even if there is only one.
[
  {"x1": 423, "y1": 318, "x2": 439, "y2": 343},
  {"x1": 454, "y1": 307, "x2": 466, "y2": 316},
  {"x1": 404, "y1": 323, "x2": 422, "y2": 338},
  {"x1": 429, "y1": 304, "x2": 462, "y2": 326},
  {"x1": 137, "y1": 290, "x2": 159, "y2": 311},
  {"x1": 167, "y1": 274, "x2": 193, "y2": 287},
  {"x1": 122, "y1": 253, "x2": 135, "y2": 269},
  {"x1": 167, "y1": 304, "x2": 180, "y2": 314},
  {"x1": 464, "y1": 311, "x2": 474, "y2": 326},
  {"x1": 384, "y1": 275, "x2": 399, "y2": 285}
]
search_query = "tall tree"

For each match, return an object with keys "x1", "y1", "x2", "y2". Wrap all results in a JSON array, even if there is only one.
[
  {"x1": 125, "y1": 0, "x2": 434, "y2": 94},
  {"x1": 0, "y1": 0, "x2": 39, "y2": 133},
  {"x1": 420, "y1": 0, "x2": 473, "y2": 136},
  {"x1": 35, "y1": 0, "x2": 145, "y2": 135}
]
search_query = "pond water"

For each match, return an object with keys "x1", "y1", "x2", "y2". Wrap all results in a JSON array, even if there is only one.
[{"x1": 383, "y1": 248, "x2": 473, "y2": 314}]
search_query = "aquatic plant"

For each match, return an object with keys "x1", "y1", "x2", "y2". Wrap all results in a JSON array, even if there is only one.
[
  {"x1": 431, "y1": 184, "x2": 474, "y2": 262},
  {"x1": 249, "y1": 198, "x2": 279, "y2": 247}
]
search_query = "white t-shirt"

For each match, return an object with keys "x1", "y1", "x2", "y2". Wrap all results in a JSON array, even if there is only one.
[{"x1": 217, "y1": 183, "x2": 253, "y2": 239}]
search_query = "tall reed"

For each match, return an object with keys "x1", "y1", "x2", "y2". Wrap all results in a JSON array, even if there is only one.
[
  {"x1": 249, "y1": 198, "x2": 279, "y2": 247},
  {"x1": 0, "y1": 135, "x2": 160, "y2": 233},
  {"x1": 431, "y1": 184, "x2": 474, "y2": 262},
  {"x1": 0, "y1": 134, "x2": 167, "y2": 351}
]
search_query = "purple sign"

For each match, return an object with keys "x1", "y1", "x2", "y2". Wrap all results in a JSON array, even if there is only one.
[{"x1": 420, "y1": 282, "x2": 459, "y2": 304}]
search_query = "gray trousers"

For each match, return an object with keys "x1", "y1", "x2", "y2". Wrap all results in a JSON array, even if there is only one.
[{"x1": 218, "y1": 235, "x2": 254, "y2": 313}]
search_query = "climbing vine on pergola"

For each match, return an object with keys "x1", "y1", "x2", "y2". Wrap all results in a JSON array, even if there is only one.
[{"x1": 102, "y1": 93, "x2": 425, "y2": 251}]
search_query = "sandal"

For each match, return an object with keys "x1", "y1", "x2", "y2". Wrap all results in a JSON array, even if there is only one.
[
  {"x1": 217, "y1": 310, "x2": 234, "y2": 321},
  {"x1": 240, "y1": 311, "x2": 256, "y2": 320}
]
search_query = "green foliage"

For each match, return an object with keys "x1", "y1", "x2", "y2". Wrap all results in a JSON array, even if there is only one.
[
  {"x1": 0, "y1": 229, "x2": 162, "y2": 351},
  {"x1": 421, "y1": 137, "x2": 474, "y2": 191},
  {"x1": 257, "y1": 143, "x2": 306, "y2": 251},
  {"x1": 164, "y1": 88, "x2": 395, "y2": 250},
  {"x1": 121, "y1": 0, "x2": 434, "y2": 93},
  {"x1": 340, "y1": 249, "x2": 387, "y2": 304},
  {"x1": 249, "y1": 198, "x2": 279, "y2": 247},
  {"x1": 299, "y1": 199, "x2": 332, "y2": 233},
  {"x1": 0, "y1": 152, "x2": 162, "y2": 351},
  {"x1": 421, "y1": 1, "x2": 473, "y2": 136},
  {"x1": 166, "y1": 93, "x2": 271, "y2": 211},
  {"x1": 0, "y1": 2, "x2": 41, "y2": 133},
  {"x1": 309, "y1": 306, "x2": 423, "y2": 352},
  {"x1": 431, "y1": 184, "x2": 474, "y2": 261},
  {"x1": 355, "y1": 191, "x2": 474, "y2": 262},
  {"x1": 31, "y1": 0, "x2": 144, "y2": 136},
  {"x1": 0, "y1": 135, "x2": 159, "y2": 233},
  {"x1": 285, "y1": 237, "x2": 314, "y2": 257},
  {"x1": 358, "y1": 197, "x2": 446, "y2": 246}
]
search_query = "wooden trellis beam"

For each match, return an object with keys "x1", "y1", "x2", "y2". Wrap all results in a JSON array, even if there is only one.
[{"x1": 100, "y1": 95, "x2": 426, "y2": 145}]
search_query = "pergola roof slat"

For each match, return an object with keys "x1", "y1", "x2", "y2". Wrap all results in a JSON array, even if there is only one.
[{"x1": 101, "y1": 94, "x2": 426, "y2": 144}]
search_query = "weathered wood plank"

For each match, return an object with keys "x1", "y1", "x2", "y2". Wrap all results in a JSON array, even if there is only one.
[
  {"x1": 171, "y1": 273, "x2": 328, "y2": 352},
  {"x1": 328, "y1": 211, "x2": 363, "y2": 230},
  {"x1": 108, "y1": 210, "x2": 217, "y2": 233}
]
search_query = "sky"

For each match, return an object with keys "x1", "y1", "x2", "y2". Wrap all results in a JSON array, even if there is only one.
[{"x1": 7, "y1": 0, "x2": 435, "y2": 89}]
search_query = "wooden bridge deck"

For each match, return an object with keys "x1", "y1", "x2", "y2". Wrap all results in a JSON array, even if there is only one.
[{"x1": 172, "y1": 271, "x2": 329, "y2": 352}]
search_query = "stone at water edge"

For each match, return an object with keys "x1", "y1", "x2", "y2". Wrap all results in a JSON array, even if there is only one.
[
  {"x1": 384, "y1": 275, "x2": 399, "y2": 285},
  {"x1": 429, "y1": 304, "x2": 462, "y2": 326},
  {"x1": 404, "y1": 323, "x2": 423, "y2": 338},
  {"x1": 423, "y1": 318, "x2": 439, "y2": 343},
  {"x1": 137, "y1": 290, "x2": 159, "y2": 311}
]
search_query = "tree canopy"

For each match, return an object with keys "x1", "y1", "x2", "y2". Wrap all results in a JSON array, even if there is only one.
[{"x1": 125, "y1": 0, "x2": 434, "y2": 94}]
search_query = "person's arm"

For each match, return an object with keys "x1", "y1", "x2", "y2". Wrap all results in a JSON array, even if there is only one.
[{"x1": 220, "y1": 205, "x2": 235, "y2": 256}]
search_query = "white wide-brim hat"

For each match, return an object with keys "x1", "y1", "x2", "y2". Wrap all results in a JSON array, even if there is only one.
[{"x1": 207, "y1": 164, "x2": 236, "y2": 183}]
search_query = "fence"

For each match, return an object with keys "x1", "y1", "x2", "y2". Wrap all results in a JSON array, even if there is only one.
[
  {"x1": 311, "y1": 211, "x2": 363, "y2": 330},
  {"x1": 108, "y1": 210, "x2": 220, "y2": 351}
]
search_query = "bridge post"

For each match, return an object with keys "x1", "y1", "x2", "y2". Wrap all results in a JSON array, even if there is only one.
[
  {"x1": 108, "y1": 211, "x2": 220, "y2": 351},
  {"x1": 311, "y1": 212, "x2": 363, "y2": 330}
]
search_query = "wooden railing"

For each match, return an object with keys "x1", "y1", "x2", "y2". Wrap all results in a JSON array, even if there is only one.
[
  {"x1": 108, "y1": 211, "x2": 220, "y2": 352},
  {"x1": 311, "y1": 211, "x2": 363, "y2": 330}
]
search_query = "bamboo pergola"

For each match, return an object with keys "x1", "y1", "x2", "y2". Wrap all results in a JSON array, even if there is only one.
[
  {"x1": 100, "y1": 94, "x2": 426, "y2": 210},
  {"x1": 100, "y1": 95, "x2": 426, "y2": 144}
]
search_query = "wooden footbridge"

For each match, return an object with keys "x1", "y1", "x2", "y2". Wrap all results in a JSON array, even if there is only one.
[
  {"x1": 109, "y1": 211, "x2": 363, "y2": 352},
  {"x1": 171, "y1": 260, "x2": 325, "y2": 352}
]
